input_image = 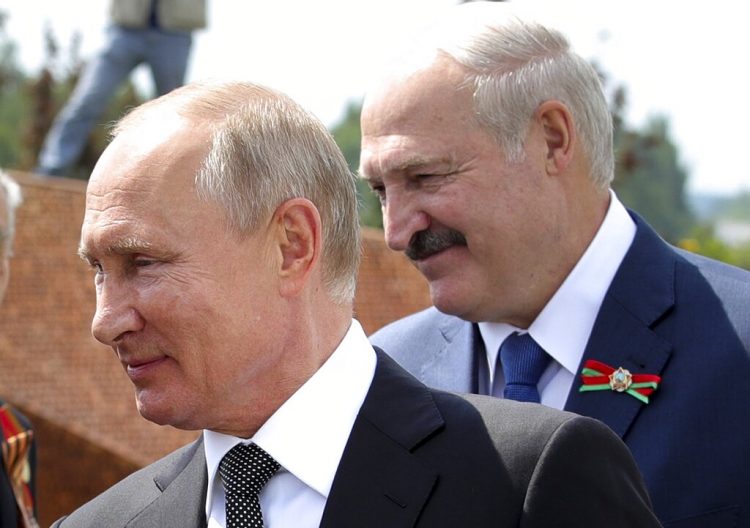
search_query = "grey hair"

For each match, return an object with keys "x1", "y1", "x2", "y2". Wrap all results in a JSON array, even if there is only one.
[
  {"x1": 0, "y1": 169, "x2": 23, "y2": 254},
  {"x1": 428, "y1": 3, "x2": 614, "y2": 189},
  {"x1": 114, "y1": 82, "x2": 361, "y2": 304}
]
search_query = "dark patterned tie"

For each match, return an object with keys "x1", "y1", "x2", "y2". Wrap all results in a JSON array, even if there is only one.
[
  {"x1": 496, "y1": 332, "x2": 551, "y2": 403},
  {"x1": 219, "y1": 443, "x2": 280, "y2": 528}
]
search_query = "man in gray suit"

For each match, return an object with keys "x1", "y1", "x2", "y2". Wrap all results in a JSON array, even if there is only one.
[
  {"x1": 56, "y1": 80, "x2": 660, "y2": 527},
  {"x1": 363, "y1": 3, "x2": 750, "y2": 526}
]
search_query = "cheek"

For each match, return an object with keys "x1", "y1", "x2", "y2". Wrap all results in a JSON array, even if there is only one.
[
  {"x1": 428, "y1": 192, "x2": 483, "y2": 239},
  {"x1": 135, "y1": 279, "x2": 216, "y2": 344}
]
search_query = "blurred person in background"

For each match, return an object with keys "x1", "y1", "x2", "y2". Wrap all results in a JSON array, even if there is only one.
[
  {"x1": 0, "y1": 170, "x2": 38, "y2": 528},
  {"x1": 35, "y1": 0, "x2": 207, "y2": 177}
]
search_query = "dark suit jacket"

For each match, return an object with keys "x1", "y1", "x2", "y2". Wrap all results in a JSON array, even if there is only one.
[
  {"x1": 53, "y1": 351, "x2": 659, "y2": 527},
  {"x1": 371, "y1": 214, "x2": 750, "y2": 528},
  {"x1": 0, "y1": 400, "x2": 36, "y2": 528}
]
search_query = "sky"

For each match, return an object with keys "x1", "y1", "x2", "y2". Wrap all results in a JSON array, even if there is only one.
[{"x1": 2, "y1": 0, "x2": 748, "y2": 195}]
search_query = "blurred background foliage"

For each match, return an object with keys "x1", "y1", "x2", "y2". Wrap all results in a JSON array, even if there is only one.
[{"x1": 1, "y1": 9, "x2": 749, "y2": 269}]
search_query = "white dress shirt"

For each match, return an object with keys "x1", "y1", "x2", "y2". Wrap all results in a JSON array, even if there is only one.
[
  {"x1": 478, "y1": 191, "x2": 636, "y2": 410},
  {"x1": 204, "y1": 319, "x2": 377, "y2": 528}
]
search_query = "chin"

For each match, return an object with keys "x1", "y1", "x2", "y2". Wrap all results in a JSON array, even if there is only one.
[
  {"x1": 430, "y1": 282, "x2": 489, "y2": 322},
  {"x1": 430, "y1": 286, "x2": 469, "y2": 318},
  {"x1": 135, "y1": 390, "x2": 196, "y2": 430}
]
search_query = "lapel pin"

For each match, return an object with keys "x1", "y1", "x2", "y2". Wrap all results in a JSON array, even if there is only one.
[
  {"x1": 609, "y1": 367, "x2": 632, "y2": 392},
  {"x1": 579, "y1": 360, "x2": 661, "y2": 404}
]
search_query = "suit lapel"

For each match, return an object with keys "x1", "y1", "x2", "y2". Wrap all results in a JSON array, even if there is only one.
[
  {"x1": 320, "y1": 351, "x2": 443, "y2": 528},
  {"x1": 127, "y1": 438, "x2": 208, "y2": 528},
  {"x1": 565, "y1": 215, "x2": 675, "y2": 438},
  {"x1": 419, "y1": 314, "x2": 478, "y2": 393}
]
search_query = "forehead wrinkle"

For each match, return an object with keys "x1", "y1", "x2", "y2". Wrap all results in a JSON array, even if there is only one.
[{"x1": 85, "y1": 185, "x2": 158, "y2": 211}]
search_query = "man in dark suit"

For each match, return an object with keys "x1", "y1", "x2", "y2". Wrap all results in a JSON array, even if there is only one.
[
  {"x1": 0, "y1": 170, "x2": 39, "y2": 528},
  {"x1": 362, "y1": 3, "x2": 750, "y2": 527},
  {"x1": 55, "y1": 81, "x2": 660, "y2": 527}
]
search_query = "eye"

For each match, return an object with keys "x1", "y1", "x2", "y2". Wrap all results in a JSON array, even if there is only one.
[
  {"x1": 372, "y1": 186, "x2": 386, "y2": 204},
  {"x1": 89, "y1": 261, "x2": 104, "y2": 286},
  {"x1": 411, "y1": 171, "x2": 455, "y2": 192},
  {"x1": 415, "y1": 173, "x2": 444, "y2": 183},
  {"x1": 366, "y1": 182, "x2": 386, "y2": 204},
  {"x1": 134, "y1": 258, "x2": 156, "y2": 268}
]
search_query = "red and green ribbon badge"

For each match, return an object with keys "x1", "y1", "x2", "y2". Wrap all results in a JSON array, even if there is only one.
[
  {"x1": 0, "y1": 404, "x2": 39, "y2": 528},
  {"x1": 579, "y1": 359, "x2": 661, "y2": 404}
]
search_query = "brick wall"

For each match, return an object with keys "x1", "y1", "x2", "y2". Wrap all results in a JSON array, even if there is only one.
[{"x1": 0, "y1": 171, "x2": 430, "y2": 525}]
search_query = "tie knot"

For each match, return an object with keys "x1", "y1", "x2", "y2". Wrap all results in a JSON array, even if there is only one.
[
  {"x1": 499, "y1": 332, "x2": 551, "y2": 403},
  {"x1": 219, "y1": 443, "x2": 280, "y2": 496}
]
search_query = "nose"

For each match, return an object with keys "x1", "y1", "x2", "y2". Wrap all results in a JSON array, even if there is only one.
[
  {"x1": 91, "y1": 277, "x2": 145, "y2": 346},
  {"x1": 382, "y1": 190, "x2": 430, "y2": 253}
]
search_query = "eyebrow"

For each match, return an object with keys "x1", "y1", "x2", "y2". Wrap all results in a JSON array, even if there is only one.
[
  {"x1": 360, "y1": 155, "x2": 454, "y2": 181},
  {"x1": 77, "y1": 236, "x2": 155, "y2": 262}
]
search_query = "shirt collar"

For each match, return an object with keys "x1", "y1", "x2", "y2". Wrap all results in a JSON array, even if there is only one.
[
  {"x1": 203, "y1": 319, "x2": 376, "y2": 515},
  {"x1": 479, "y1": 191, "x2": 635, "y2": 375}
]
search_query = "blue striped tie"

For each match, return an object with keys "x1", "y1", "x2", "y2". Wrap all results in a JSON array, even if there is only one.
[{"x1": 496, "y1": 333, "x2": 550, "y2": 403}]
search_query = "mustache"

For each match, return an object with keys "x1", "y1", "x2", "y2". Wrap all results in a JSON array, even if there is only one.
[{"x1": 405, "y1": 229, "x2": 467, "y2": 261}]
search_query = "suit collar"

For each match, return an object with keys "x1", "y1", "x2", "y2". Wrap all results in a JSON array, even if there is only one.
[
  {"x1": 415, "y1": 312, "x2": 479, "y2": 393},
  {"x1": 602, "y1": 212, "x2": 677, "y2": 327},
  {"x1": 321, "y1": 350, "x2": 443, "y2": 527},
  {"x1": 128, "y1": 438, "x2": 208, "y2": 528},
  {"x1": 565, "y1": 213, "x2": 675, "y2": 438}
]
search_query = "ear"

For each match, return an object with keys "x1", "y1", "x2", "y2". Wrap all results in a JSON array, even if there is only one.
[
  {"x1": 272, "y1": 198, "x2": 322, "y2": 298},
  {"x1": 536, "y1": 100, "x2": 576, "y2": 176}
]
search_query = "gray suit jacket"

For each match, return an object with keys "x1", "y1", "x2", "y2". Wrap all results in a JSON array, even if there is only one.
[
  {"x1": 371, "y1": 215, "x2": 750, "y2": 527},
  {"x1": 53, "y1": 351, "x2": 659, "y2": 527}
]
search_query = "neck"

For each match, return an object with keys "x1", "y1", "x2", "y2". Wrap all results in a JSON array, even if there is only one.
[
  {"x1": 215, "y1": 300, "x2": 353, "y2": 438},
  {"x1": 511, "y1": 186, "x2": 611, "y2": 328}
]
